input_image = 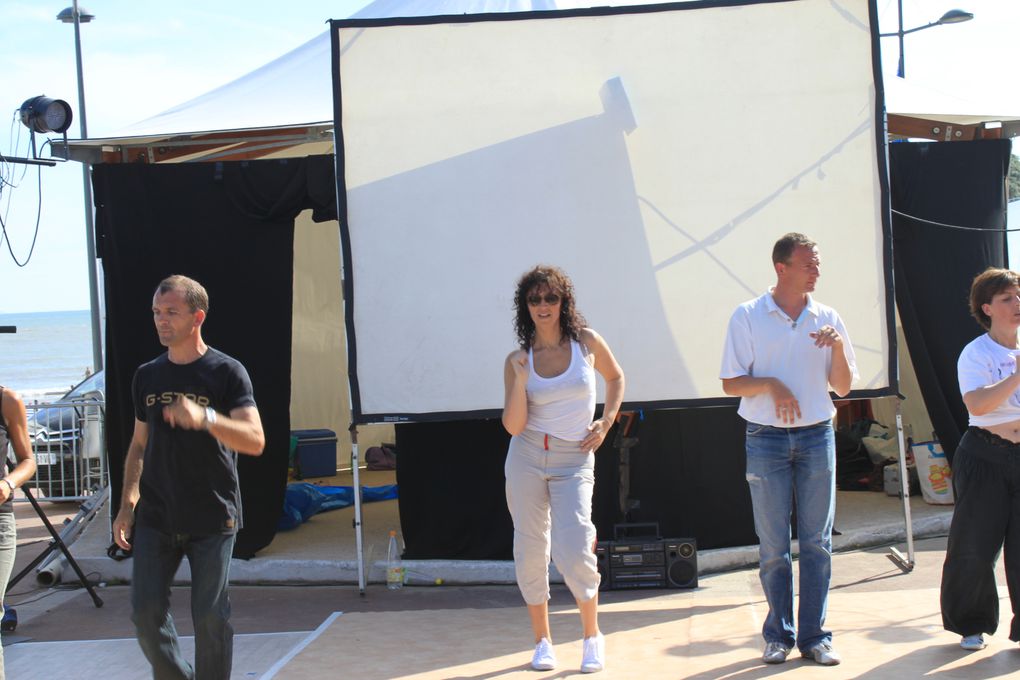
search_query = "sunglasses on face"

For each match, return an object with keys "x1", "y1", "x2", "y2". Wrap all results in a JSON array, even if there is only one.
[{"x1": 527, "y1": 293, "x2": 561, "y2": 306}]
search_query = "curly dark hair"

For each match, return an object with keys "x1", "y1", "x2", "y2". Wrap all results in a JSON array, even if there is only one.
[
  {"x1": 969, "y1": 267, "x2": 1020, "y2": 330},
  {"x1": 513, "y1": 265, "x2": 587, "y2": 349}
]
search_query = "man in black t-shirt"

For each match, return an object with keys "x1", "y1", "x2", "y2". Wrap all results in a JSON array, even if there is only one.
[{"x1": 113, "y1": 275, "x2": 265, "y2": 680}]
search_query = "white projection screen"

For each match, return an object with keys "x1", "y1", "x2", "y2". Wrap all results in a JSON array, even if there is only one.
[{"x1": 331, "y1": 0, "x2": 894, "y2": 424}]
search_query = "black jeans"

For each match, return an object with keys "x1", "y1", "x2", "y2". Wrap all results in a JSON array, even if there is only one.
[{"x1": 941, "y1": 427, "x2": 1020, "y2": 640}]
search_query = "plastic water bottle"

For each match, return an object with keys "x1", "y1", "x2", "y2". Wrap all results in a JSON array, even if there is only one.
[{"x1": 386, "y1": 529, "x2": 404, "y2": 590}]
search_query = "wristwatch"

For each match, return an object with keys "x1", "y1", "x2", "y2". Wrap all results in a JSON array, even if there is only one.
[
  {"x1": 204, "y1": 407, "x2": 218, "y2": 430},
  {"x1": 1, "y1": 479, "x2": 15, "y2": 494}
]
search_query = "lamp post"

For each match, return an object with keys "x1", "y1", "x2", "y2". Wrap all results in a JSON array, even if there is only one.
[
  {"x1": 880, "y1": 2, "x2": 974, "y2": 78},
  {"x1": 58, "y1": 2, "x2": 103, "y2": 373}
]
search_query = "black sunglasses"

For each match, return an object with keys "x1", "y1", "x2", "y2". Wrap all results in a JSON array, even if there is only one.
[{"x1": 527, "y1": 293, "x2": 561, "y2": 306}]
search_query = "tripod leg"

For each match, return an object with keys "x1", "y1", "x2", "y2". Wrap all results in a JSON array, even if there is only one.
[{"x1": 7, "y1": 486, "x2": 103, "y2": 608}]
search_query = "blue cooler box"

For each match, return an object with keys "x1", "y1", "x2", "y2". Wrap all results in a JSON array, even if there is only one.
[{"x1": 292, "y1": 429, "x2": 338, "y2": 478}]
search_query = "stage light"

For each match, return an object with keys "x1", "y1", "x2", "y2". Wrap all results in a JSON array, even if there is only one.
[{"x1": 18, "y1": 96, "x2": 74, "y2": 134}]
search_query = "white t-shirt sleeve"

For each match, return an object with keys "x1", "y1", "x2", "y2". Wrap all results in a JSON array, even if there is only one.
[
  {"x1": 958, "y1": 339, "x2": 994, "y2": 396},
  {"x1": 720, "y1": 306, "x2": 754, "y2": 379}
]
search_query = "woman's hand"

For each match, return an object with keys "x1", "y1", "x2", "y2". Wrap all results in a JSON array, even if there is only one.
[
  {"x1": 581, "y1": 417, "x2": 612, "y2": 452},
  {"x1": 503, "y1": 350, "x2": 531, "y2": 436},
  {"x1": 509, "y1": 351, "x2": 529, "y2": 382}
]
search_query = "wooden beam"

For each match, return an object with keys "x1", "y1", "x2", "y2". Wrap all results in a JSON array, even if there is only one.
[{"x1": 887, "y1": 114, "x2": 1001, "y2": 142}]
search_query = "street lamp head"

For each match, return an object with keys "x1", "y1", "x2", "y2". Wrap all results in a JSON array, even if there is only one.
[
  {"x1": 937, "y1": 9, "x2": 974, "y2": 25},
  {"x1": 57, "y1": 6, "x2": 95, "y2": 23}
]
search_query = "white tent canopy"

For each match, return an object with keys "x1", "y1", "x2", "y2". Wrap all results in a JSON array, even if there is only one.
[
  {"x1": 100, "y1": 0, "x2": 557, "y2": 141},
  {"x1": 65, "y1": 0, "x2": 1019, "y2": 147}
]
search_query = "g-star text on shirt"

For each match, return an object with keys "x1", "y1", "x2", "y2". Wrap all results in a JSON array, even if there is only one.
[{"x1": 145, "y1": 392, "x2": 211, "y2": 407}]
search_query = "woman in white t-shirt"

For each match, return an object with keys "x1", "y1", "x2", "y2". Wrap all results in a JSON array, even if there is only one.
[
  {"x1": 942, "y1": 267, "x2": 1020, "y2": 651},
  {"x1": 502, "y1": 265, "x2": 624, "y2": 674}
]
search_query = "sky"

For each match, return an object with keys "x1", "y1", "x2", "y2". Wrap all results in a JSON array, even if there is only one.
[{"x1": 0, "y1": 0, "x2": 1017, "y2": 315}]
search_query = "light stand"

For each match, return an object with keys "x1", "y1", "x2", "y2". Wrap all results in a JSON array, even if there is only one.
[{"x1": 58, "y1": 1, "x2": 104, "y2": 374}]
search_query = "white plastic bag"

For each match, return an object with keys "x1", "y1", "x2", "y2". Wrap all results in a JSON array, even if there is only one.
[{"x1": 911, "y1": 440, "x2": 954, "y2": 505}]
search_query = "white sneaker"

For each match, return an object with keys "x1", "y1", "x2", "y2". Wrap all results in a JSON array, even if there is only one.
[
  {"x1": 802, "y1": 640, "x2": 841, "y2": 666},
  {"x1": 961, "y1": 634, "x2": 986, "y2": 651},
  {"x1": 531, "y1": 637, "x2": 556, "y2": 671},
  {"x1": 581, "y1": 632, "x2": 605, "y2": 673},
  {"x1": 762, "y1": 641, "x2": 791, "y2": 664}
]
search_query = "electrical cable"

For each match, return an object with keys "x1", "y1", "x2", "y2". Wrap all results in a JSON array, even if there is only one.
[
  {"x1": 0, "y1": 164, "x2": 43, "y2": 267},
  {"x1": 891, "y1": 207, "x2": 1020, "y2": 232},
  {"x1": 0, "y1": 122, "x2": 50, "y2": 267}
]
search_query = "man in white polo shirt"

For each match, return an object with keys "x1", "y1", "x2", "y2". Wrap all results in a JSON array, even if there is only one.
[{"x1": 719, "y1": 233, "x2": 857, "y2": 667}]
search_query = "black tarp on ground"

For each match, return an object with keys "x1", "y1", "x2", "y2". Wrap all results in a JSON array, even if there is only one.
[
  {"x1": 94, "y1": 156, "x2": 336, "y2": 558},
  {"x1": 891, "y1": 139, "x2": 1011, "y2": 465}
]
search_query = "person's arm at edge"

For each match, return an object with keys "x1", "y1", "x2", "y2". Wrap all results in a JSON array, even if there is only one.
[
  {"x1": 719, "y1": 306, "x2": 791, "y2": 402},
  {"x1": 211, "y1": 405, "x2": 265, "y2": 456},
  {"x1": 502, "y1": 351, "x2": 529, "y2": 436},
  {"x1": 0, "y1": 389, "x2": 36, "y2": 499},
  {"x1": 579, "y1": 328, "x2": 625, "y2": 451},
  {"x1": 963, "y1": 362, "x2": 1020, "y2": 416},
  {"x1": 113, "y1": 418, "x2": 147, "y2": 550},
  {"x1": 827, "y1": 337, "x2": 853, "y2": 398},
  {"x1": 163, "y1": 399, "x2": 265, "y2": 455},
  {"x1": 584, "y1": 328, "x2": 624, "y2": 427}
]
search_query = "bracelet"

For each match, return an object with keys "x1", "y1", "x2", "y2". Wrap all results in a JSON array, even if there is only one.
[
  {"x1": 204, "y1": 407, "x2": 218, "y2": 430},
  {"x1": 2, "y1": 479, "x2": 15, "y2": 494}
]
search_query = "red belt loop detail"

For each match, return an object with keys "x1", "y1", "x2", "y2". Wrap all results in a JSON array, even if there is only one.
[{"x1": 544, "y1": 433, "x2": 549, "y2": 450}]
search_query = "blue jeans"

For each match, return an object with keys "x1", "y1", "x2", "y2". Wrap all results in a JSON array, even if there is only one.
[
  {"x1": 745, "y1": 420, "x2": 835, "y2": 651},
  {"x1": 0, "y1": 512, "x2": 16, "y2": 680},
  {"x1": 131, "y1": 524, "x2": 235, "y2": 680}
]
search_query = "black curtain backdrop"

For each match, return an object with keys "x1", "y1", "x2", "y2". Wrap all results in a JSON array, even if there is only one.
[
  {"x1": 890, "y1": 140, "x2": 1011, "y2": 464},
  {"x1": 395, "y1": 406, "x2": 754, "y2": 559},
  {"x1": 94, "y1": 156, "x2": 337, "y2": 558},
  {"x1": 623, "y1": 407, "x2": 755, "y2": 549}
]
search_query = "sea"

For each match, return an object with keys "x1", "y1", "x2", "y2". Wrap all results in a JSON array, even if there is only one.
[{"x1": 0, "y1": 310, "x2": 95, "y2": 402}]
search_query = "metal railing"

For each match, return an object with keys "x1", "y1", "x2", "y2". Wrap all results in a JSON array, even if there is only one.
[{"x1": 20, "y1": 395, "x2": 107, "y2": 502}]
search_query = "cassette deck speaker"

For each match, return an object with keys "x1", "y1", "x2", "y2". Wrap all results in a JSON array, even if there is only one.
[
  {"x1": 595, "y1": 542, "x2": 610, "y2": 591},
  {"x1": 665, "y1": 539, "x2": 698, "y2": 589}
]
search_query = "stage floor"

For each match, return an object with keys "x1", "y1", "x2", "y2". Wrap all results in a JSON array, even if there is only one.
[{"x1": 5, "y1": 535, "x2": 1013, "y2": 679}]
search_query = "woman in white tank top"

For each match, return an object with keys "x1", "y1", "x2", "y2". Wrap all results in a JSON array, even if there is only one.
[{"x1": 502, "y1": 265, "x2": 624, "y2": 673}]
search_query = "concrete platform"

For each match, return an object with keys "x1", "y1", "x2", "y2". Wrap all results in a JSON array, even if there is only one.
[{"x1": 52, "y1": 467, "x2": 953, "y2": 586}]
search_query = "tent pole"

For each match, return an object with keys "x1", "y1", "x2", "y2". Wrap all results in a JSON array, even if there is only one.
[
  {"x1": 350, "y1": 424, "x2": 367, "y2": 594},
  {"x1": 888, "y1": 397, "x2": 915, "y2": 572}
]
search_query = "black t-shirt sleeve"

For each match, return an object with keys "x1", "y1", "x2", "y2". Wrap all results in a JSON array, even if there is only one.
[
  {"x1": 132, "y1": 368, "x2": 146, "y2": 422},
  {"x1": 223, "y1": 359, "x2": 257, "y2": 414}
]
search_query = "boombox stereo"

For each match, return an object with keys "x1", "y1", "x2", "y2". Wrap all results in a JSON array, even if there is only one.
[{"x1": 595, "y1": 538, "x2": 698, "y2": 590}]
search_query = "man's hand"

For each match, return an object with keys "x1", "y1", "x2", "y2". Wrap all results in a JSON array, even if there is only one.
[
  {"x1": 809, "y1": 325, "x2": 843, "y2": 349},
  {"x1": 769, "y1": 379, "x2": 801, "y2": 424},
  {"x1": 163, "y1": 396, "x2": 206, "y2": 430},
  {"x1": 113, "y1": 507, "x2": 135, "y2": 550}
]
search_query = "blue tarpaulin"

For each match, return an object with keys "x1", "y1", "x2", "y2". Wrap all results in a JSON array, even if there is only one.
[{"x1": 278, "y1": 482, "x2": 398, "y2": 531}]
